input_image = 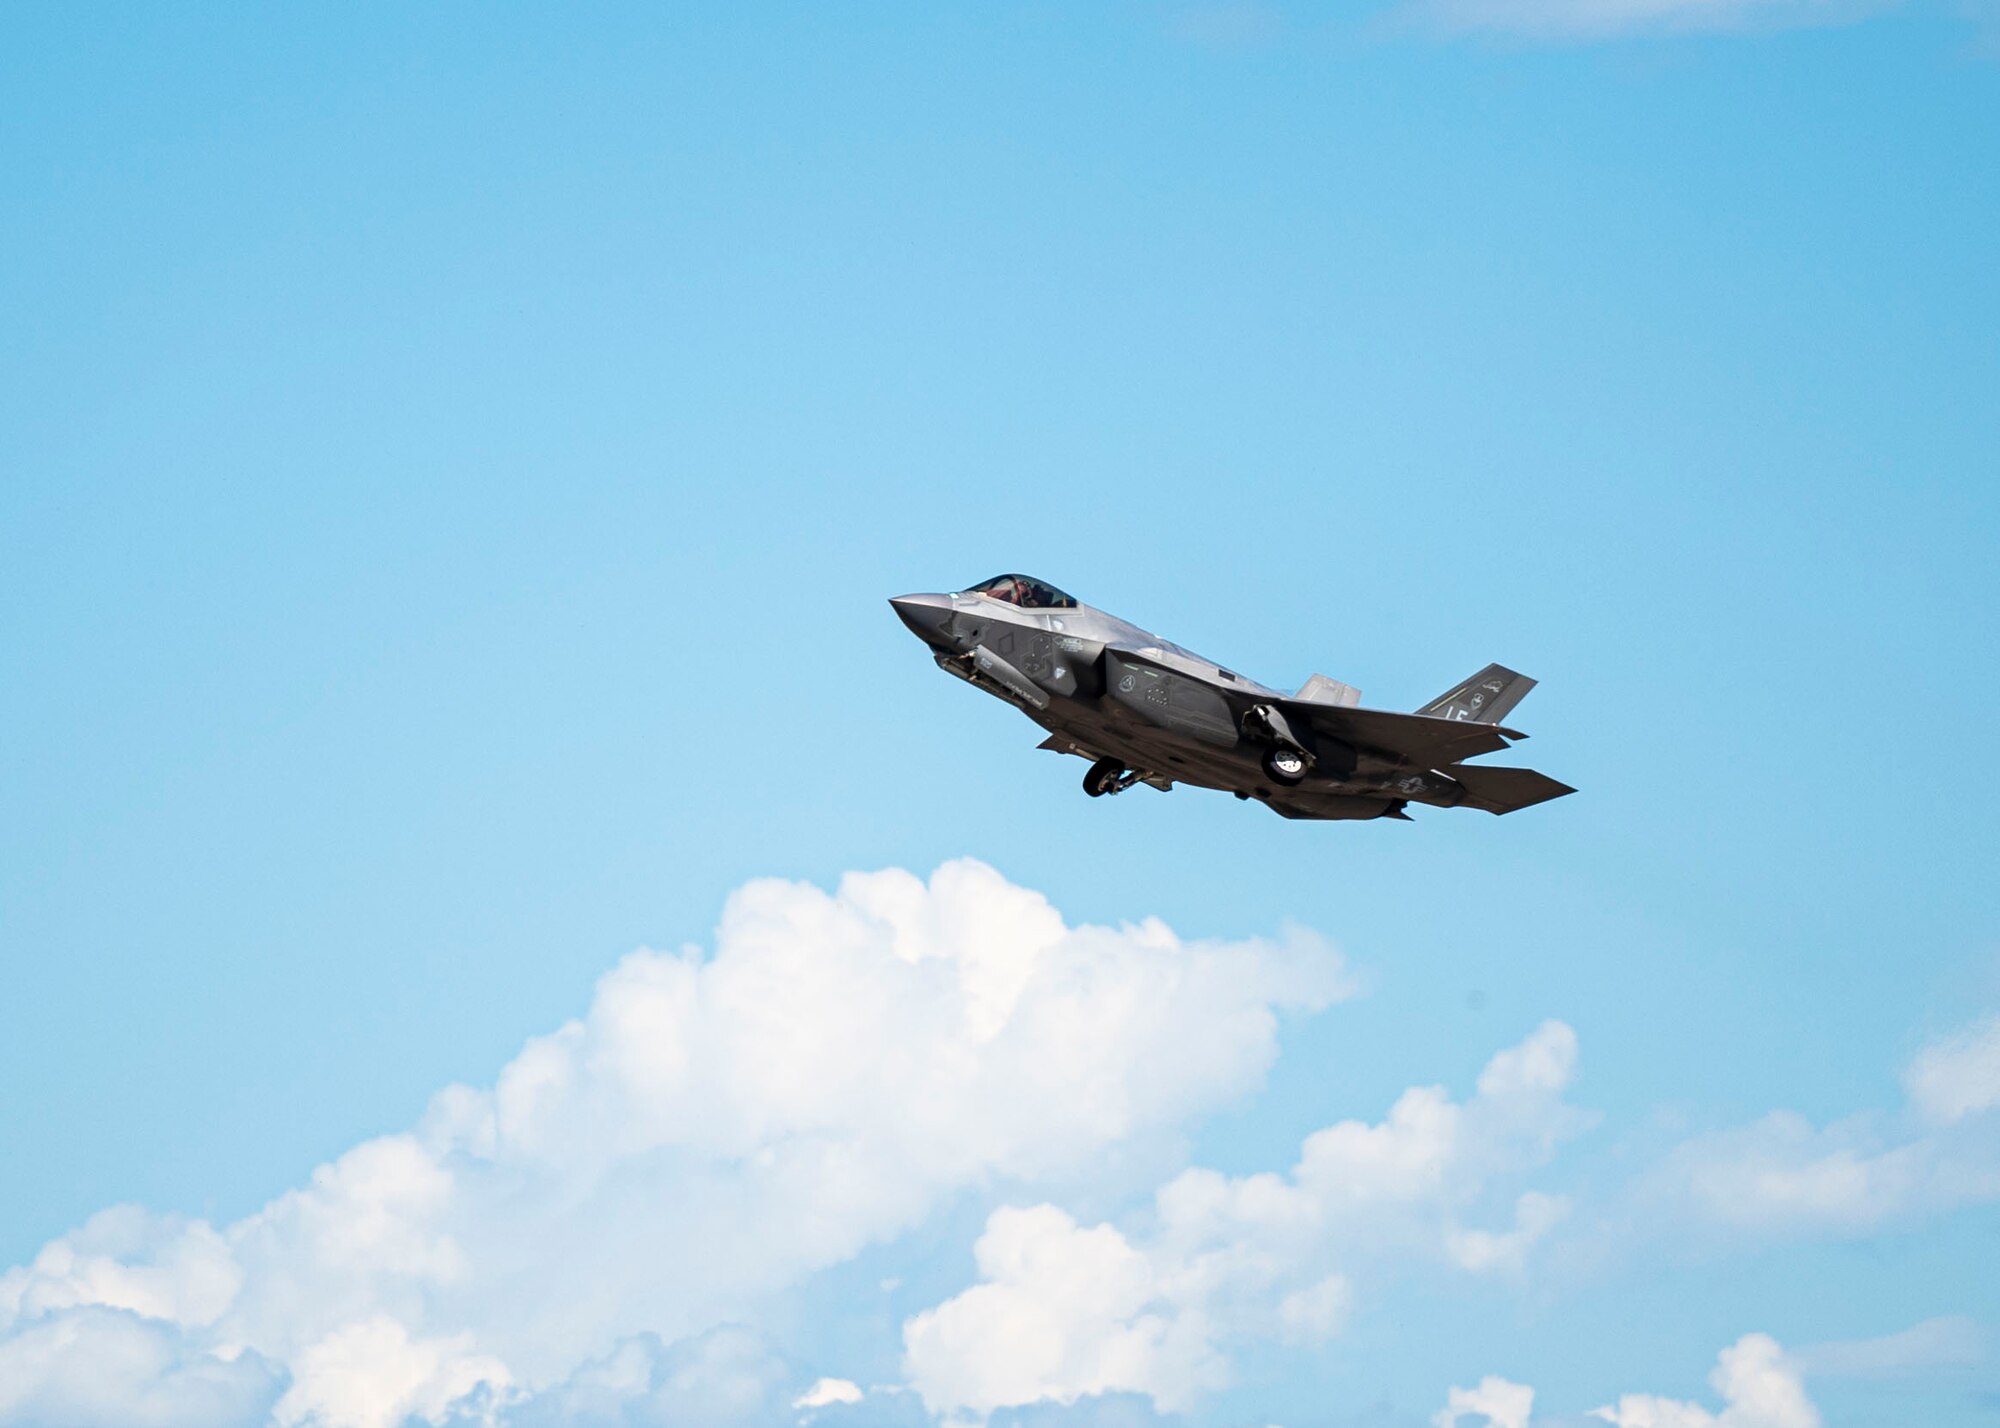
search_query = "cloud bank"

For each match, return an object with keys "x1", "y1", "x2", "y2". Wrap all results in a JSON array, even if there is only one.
[
  {"x1": 903, "y1": 1021, "x2": 1590, "y2": 1420},
  {"x1": 5, "y1": 859, "x2": 1992, "y2": 1426},
  {"x1": 1435, "y1": 1334, "x2": 1820, "y2": 1428},
  {"x1": 1592, "y1": 1333, "x2": 1819, "y2": 1428},
  {"x1": 0, "y1": 861, "x2": 1348, "y2": 1428},
  {"x1": 1645, "y1": 1015, "x2": 2000, "y2": 1236}
]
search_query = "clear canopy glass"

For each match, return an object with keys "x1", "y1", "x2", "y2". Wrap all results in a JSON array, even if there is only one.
[{"x1": 965, "y1": 573, "x2": 1078, "y2": 609}]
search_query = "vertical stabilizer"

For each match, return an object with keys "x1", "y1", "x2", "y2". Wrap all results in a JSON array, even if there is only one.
[{"x1": 1418, "y1": 664, "x2": 1536, "y2": 724}]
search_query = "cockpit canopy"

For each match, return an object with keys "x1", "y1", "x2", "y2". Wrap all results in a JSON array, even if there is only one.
[{"x1": 965, "y1": 573, "x2": 1078, "y2": 609}]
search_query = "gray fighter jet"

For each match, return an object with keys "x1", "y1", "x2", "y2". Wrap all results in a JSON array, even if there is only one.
[{"x1": 891, "y1": 574, "x2": 1573, "y2": 822}]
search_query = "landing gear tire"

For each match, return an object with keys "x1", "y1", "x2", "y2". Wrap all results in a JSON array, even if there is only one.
[
  {"x1": 1083, "y1": 758, "x2": 1125, "y2": 798},
  {"x1": 1262, "y1": 747, "x2": 1309, "y2": 787}
]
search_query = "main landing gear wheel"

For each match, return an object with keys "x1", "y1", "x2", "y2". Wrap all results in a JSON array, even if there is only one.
[
  {"x1": 1262, "y1": 747, "x2": 1309, "y2": 786},
  {"x1": 1083, "y1": 758, "x2": 1125, "y2": 798}
]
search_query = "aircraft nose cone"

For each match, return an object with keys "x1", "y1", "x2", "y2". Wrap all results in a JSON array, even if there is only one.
[{"x1": 890, "y1": 592, "x2": 954, "y2": 644}]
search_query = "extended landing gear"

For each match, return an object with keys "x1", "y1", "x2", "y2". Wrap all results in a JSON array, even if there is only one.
[
  {"x1": 1083, "y1": 758, "x2": 1126, "y2": 798},
  {"x1": 1242, "y1": 703, "x2": 1314, "y2": 788},
  {"x1": 1262, "y1": 746, "x2": 1309, "y2": 786},
  {"x1": 1083, "y1": 757, "x2": 1167, "y2": 799}
]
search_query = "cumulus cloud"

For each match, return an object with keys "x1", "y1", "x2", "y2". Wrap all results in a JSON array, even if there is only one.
[
  {"x1": 1591, "y1": 1333, "x2": 1818, "y2": 1428},
  {"x1": 0, "y1": 1306, "x2": 281, "y2": 1428},
  {"x1": 478, "y1": 1325, "x2": 794, "y2": 1428},
  {"x1": 903, "y1": 1205, "x2": 1228, "y2": 1422},
  {"x1": 0, "y1": 861, "x2": 1348, "y2": 1428},
  {"x1": 1650, "y1": 1010, "x2": 2000, "y2": 1236},
  {"x1": 1431, "y1": 1335, "x2": 1820, "y2": 1428},
  {"x1": 1904, "y1": 1013, "x2": 2000, "y2": 1126},
  {"x1": 1434, "y1": 1375, "x2": 1533, "y2": 1428},
  {"x1": 795, "y1": 1377, "x2": 864, "y2": 1409},
  {"x1": 1445, "y1": 1190, "x2": 1570, "y2": 1273},
  {"x1": 18, "y1": 854, "x2": 1946, "y2": 1428},
  {"x1": 273, "y1": 1317, "x2": 509, "y2": 1428},
  {"x1": 903, "y1": 1022, "x2": 1588, "y2": 1421},
  {"x1": 0, "y1": 1208, "x2": 239, "y2": 1331}
]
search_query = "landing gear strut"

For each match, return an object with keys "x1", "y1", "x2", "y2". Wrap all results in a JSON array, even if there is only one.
[{"x1": 1243, "y1": 702, "x2": 1314, "y2": 787}]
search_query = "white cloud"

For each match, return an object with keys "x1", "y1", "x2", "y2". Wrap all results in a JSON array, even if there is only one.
[
  {"x1": 903, "y1": 1205, "x2": 1227, "y2": 1421},
  {"x1": 1445, "y1": 1190, "x2": 1570, "y2": 1273},
  {"x1": 1652, "y1": 1010, "x2": 2000, "y2": 1236},
  {"x1": 273, "y1": 1317, "x2": 509, "y2": 1428},
  {"x1": 0, "y1": 1307, "x2": 279, "y2": 1428},
  {"x1": 903, "y1": 1023, "x2": 1588, "y2": 1421},
  {"x1": 795, "y1": 1376, "x2": 864, "y2": 1409},
  {"x1": 1904, "y1": 1013, "x2": 2000, "y2": 1125},
  {"x1": 1274, "y1": 1274, "x2": 1353, "y2": 1343},
  {"x1": 1592, "y1": 1333, "x2": 1819, "y2": 1428},
  {"x1": 1434, "y1": 1374, "x2": 1534, "y2": 1428},
  {"x1": 1656, "y1": 1110, "x2": 1934, "y2": 1232},
  {"x1": 22, "y1": 856, "x2": 1958, "y2": 1428},
  {"x1": 0, "y1": 861, "x2": 1348, "y2": 1428},
  {"x1": 1795, "y1": 1314, "x2": 1984, "y2": 1379},
  {"x1": 1278, "y1": 1020, "x2": 1590, "y2": 1260},
  {"x1": 486, "y1": 1324, "x2": 796, "y2": 1428},
  {"x1": 0, "y1": 1208, "x2": 239, "y2": 1333},
  {"x1": 1433, "y1": 1335, "x2": 1821, "y2": 1428}
]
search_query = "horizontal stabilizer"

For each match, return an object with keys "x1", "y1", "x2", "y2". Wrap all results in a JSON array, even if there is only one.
[
  {"x1": 1419, "y1": 664, "x2": 1536, "y2": 725},
  {"x1": 1448, "y1": 764, "x2": 1575, "y2": 815}
]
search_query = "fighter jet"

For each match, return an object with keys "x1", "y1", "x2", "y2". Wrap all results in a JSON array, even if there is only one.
[{"x1": 891, "y1": 574, "x2": 1573, "y2": 822}]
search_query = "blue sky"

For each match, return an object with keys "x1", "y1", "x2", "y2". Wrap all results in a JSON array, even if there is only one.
[{"x1": 2, "y1": 5, "x2": 1997, "y2": 1427}]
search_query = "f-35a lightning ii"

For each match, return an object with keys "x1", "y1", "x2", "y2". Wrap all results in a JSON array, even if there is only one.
[{"x1": 891, "y1": 574, "x2": 1573, "y2": 822}]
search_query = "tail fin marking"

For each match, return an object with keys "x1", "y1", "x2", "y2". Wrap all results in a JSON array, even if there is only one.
[{"x1": 1418, "y1": 663, "x2": 1536, "y2": 725}]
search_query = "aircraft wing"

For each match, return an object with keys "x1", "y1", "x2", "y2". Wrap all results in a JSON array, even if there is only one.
[
  {"x1": 1101, "y1": 646, "x2": 1530, "y2": 770},
  {"x1": 1290, "y1": 703, "x2": 1524, "y2": 768}
]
